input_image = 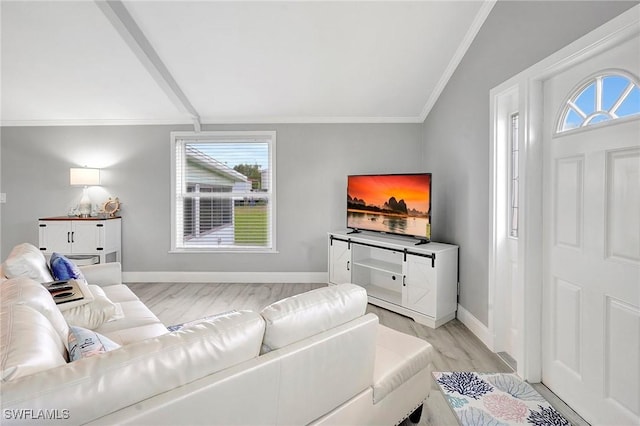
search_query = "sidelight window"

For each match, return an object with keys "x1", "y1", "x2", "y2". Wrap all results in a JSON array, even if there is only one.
[{"x1": 509, "y1": 113, "x2": 519, "y2": 238}]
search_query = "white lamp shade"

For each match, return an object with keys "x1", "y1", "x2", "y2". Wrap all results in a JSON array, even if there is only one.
[{"x1": 70, "y1": 168, "x2": 101, "y2": 186}]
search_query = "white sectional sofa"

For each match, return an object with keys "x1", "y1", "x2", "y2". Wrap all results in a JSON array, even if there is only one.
[{"x1": 1, "y1": 243, "x2": 433, "y2": 425}]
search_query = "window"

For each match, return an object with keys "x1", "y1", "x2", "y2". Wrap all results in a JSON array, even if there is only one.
[
  {"x1": 171, "y1": 131, "x2": 276, "y2": 252},
  {"x1": 557, "y1": 71, "x2": 640, "y2": 133},
  {"x1": 509, "y1": 113, "x2": 519, "y2": 238}
]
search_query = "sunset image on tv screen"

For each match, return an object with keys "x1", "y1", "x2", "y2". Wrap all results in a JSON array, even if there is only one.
[{"x1": 347, "y1": 174, "x2": 431, "y2": 239}]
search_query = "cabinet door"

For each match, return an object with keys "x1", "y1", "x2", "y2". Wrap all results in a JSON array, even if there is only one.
[
  {"x1": 71, "y1": 222, "x2": 105, "y2": 254},
  {"x1": 329, "y1": 238, "x2": 351, "y2": 284},
  {"x1": 39, "y1": 221, "x2": 72, "y2": 253},
  {"x1": 403, "y1": 254, "x2": 436, "y2": 317}
]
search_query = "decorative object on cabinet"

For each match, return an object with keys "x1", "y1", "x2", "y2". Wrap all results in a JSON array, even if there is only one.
[
  {"x1": 328, "y1": 230, "x2": 458, "y2": 328},
  {"x1": 38, "y1": 216, "x2": 121, "y2": 264},
  {"x1": 101, "y1": 197, "x2": 121, "y2": 217},
  {"x1": 69, "y1": 167, "x2": 101, "y2": 218}
]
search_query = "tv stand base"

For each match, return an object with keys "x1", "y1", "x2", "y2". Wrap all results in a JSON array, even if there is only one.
[{"x1": 328, "y1": 231, "x2": 459, "y2": 328}]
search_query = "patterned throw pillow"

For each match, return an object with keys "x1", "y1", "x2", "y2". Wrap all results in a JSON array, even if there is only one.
[
  {"x1": 68, "y1": 326, "x2": 120, "y2": 361},
  {"x1": 50, "y1": 253, "x2": 85, "y2": 281}
]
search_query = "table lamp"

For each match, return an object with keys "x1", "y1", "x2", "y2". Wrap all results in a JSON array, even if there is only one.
[{"x1": 70, "y1": 167, "x2": 101, "y2": 217}]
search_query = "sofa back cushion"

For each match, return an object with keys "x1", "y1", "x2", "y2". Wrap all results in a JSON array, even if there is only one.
[
  {"x1": 260, "y1": 283, "x2": 367, "y2": 353},
  {"x1": 1, "y1": 243, "x2": 54, "y2": 283},
  {"x1": 0, "y1": 277, "x2": 70, "y2": 344},
  {"x1": 0, "y1": 304, "x2": 68, "y2": 381}
]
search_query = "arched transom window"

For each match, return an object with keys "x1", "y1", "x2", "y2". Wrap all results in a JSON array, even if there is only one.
[{"x1": 557, "y1": 71, "x2": 640, "y2": 133}]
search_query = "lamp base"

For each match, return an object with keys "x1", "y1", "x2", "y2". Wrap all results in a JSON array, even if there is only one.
[{"x1": 78, "y1": 187, "x2": 92, "y2": 217}]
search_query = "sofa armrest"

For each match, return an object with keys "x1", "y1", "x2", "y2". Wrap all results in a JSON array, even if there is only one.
[
  {"x1": 0, "y1": 310, "x2": 266, "y2": 425},
  {"x1": 79, "y1": 262, "x2": 122, "y2": 287}
]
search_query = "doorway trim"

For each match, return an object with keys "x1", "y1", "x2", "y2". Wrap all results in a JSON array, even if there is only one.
[{"x1": 488, "y1": 5, "x2": 640, "y2": 383}]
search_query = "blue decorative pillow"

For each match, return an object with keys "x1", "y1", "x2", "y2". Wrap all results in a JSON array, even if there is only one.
[
  {"x1": 50, "y1": 253, "x2": 84, "y2": 281},
  {"x1": 68, "y1": 326, "x2": 120, "y2": 361}
]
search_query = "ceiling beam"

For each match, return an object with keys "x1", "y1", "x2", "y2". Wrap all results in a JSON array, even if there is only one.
[{"x1": 96, "y1": 0, "x2": 201, "y2": 132}]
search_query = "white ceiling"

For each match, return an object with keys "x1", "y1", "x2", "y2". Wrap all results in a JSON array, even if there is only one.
[{"x1": 1, "y1": 1, "x2": 494, "y2": 127}]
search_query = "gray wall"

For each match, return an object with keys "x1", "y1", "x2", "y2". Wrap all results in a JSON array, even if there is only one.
[
  {"x1": 421, "y1": 0, "x2": 638, "y2": 326},
  {"x1": 1, "y1": 0, "x2": 636, "y2": 325},
  {"x1": 1, "y1": 123, "x2": 423, "y2": 273}
]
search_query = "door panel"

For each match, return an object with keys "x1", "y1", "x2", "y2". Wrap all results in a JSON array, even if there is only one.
[
  {"x1": 39, "y1": 221, "x2": 71, "y2": 253},
  {"x1": 551, "y1": 278, "x2": 582, "y2": 375},
  {"x1": 72, "y1": 222, "x2": 102, "y2": 254},
  {"x1": 403, "y1": 255, "x2": 435, "y2": 317},
  {"x1": 554, "y1": 156, "x2": 584, "y2": 249},
  {"x1": 606, "y1": 148, "x2": 640, "y2": 263},
  {"x1": 329, "y1": 239, "x2": 351, "y2": 285},
  {"x1": 605, "y1": 296, "x2": 640, "y2": 416}
]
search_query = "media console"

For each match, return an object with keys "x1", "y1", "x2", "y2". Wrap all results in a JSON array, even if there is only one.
[{"x1": 328, "y1": 230, "x2": 458, "y2": 328}]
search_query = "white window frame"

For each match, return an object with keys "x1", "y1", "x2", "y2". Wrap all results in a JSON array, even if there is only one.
[
  {"x1": 555, "y1": 69, "x2": 640, "y2": 135},
  {"x1": 509, "y1": 112, "x2": 519, "y2": 239},
  {"x1": 170, "y1": 130, "x2": 277, "y2": 253}
]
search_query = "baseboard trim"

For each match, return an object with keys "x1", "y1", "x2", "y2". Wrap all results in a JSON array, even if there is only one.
[
  {"x1": 457, "y1": 304, "x2": 494, "y2": 351},
  {"x1": 122, "y1": 271, "x2": 328, "y2": 284}
]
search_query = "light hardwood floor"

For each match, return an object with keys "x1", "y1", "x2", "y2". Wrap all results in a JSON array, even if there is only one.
[{"x1": 127, "y1": 282, "x2": 588, "y2": 426}]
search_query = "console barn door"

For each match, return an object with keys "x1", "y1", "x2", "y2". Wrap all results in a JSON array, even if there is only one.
[{"x1": 541, "y1": 33, "x2": 640, "y2": 425}]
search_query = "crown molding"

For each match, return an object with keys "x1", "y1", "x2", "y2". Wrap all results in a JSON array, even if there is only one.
[{"x1": 419, "y1": 0, "x2": 497, "y2": 122}]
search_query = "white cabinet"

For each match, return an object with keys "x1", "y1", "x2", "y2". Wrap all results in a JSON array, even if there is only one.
[
  {"x1": 328, "y1": 231, "x2": 458, "y2": 328},
  {"x1": 39, "y1": 217, "x2": 121, "y2": 264}
]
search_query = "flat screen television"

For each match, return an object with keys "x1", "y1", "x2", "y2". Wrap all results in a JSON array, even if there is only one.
[{"x1": 347, "y1": 173, "x2": 431, "y2": 244}]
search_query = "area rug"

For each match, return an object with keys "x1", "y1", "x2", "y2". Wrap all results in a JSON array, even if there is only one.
[{"x1": 433, "y1": 372, "x2": 571, "y2": 425}]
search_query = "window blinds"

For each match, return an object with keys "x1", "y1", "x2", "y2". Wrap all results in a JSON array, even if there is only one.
[{"x1": 173, "y1": 132, "x2": 274, "y2": 251}]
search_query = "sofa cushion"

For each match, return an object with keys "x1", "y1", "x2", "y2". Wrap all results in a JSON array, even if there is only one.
[
  {"x1": 78, "y1": 262, "x2": 123, "y2": 287},
  {"x1": 0, "y1": 276, "x2": 70, "y2": 344},
  {"x1": 68, "y1": 326, "x2": 120, "y2": 361},
  {"x1": 50, "y1": 252, "x2": 85, "y2": 281},
  {"x1": 167, "y1": 310, "x2": 237, "y2": 332},
  {"x1": 101, "y1": 284, "x2": 141, "y2": 303},
  {"x1": 101, "y1": 323, "x2": 170, "y2": 345},
  {"x1": 1, "y1": 243, "x2": 54, "y2": 283},
  {"x1": 0, "y1": 305, "x2": 67, "y2": 381},
  {"x1": 61, "y1": 285, "x2": 124, "y2": 330},
  {"x1": 94, "y1": 300, "x2": 168, "y2": 344},
  {"x1": 372, "y1": 324, "x2": 433, "y2": 403},
  {"x1": 260, "y1": 283, "x2": 367, "y2": 353}
]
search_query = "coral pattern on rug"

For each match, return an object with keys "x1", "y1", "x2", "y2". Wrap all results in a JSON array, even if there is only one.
[{"x1": 433, "y1": 372, "x2": 571, "y2": 426}]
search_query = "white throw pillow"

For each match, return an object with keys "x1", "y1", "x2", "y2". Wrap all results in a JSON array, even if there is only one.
[{"x1": 61, "y1": 285, "x2": 124, "y2": 330}]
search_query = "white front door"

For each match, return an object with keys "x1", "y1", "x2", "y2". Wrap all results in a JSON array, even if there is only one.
[{"x1": 541, "y1": 32, "x2": 640, "y2": 425}]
